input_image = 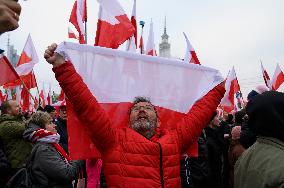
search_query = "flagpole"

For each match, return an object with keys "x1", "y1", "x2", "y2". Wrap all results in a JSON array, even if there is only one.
[
  {"x1": 139, "y1": 20, "x2": 145, "y2": 54},
  {"x1": 85, "y1": 0, "x2": 87, "y2": 44}
]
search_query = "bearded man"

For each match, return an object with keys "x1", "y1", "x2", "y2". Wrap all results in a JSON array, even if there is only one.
[{"x1": 44, "y1": 43, "x2": 225, "y2": 188}]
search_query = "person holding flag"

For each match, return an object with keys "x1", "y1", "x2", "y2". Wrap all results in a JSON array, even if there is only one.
[{"x1": 44, "y1": 43, "x2": 225, "y2": 187}]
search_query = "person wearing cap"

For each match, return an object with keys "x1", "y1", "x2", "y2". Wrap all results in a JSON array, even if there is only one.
[
  {"x1": 235, "y1": 91, "x2": 284, "y2": 188},
  {"x1": 44, "y1": 105, "x2": 57, "y2": 123},
  {"x1": 240, "y1": 85, "x2": 270, "y2": 149},
  {"x1": 55, "y1": 105, "x2": 68, "y2": 153}
]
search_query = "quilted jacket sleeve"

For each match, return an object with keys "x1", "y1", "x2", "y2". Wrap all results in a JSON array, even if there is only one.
[
  {"x1": 177, "y1": 84, "x2": 225, "y2": 153},
  {"x1": 53, "y1": 62, "x2": 116, "y2": 152}
]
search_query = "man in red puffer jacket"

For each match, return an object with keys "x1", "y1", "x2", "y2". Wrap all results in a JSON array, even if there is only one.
[{"x1": 44, "y1": 43, "x2": 225, "y2": 188}]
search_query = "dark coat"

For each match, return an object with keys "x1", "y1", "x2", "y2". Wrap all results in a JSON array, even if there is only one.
[
  {"x1": 205, "y1": 126, "x2": 225, "y2": 188},
  {"x1": 235, "y1": 137, "x2": 284, "y2": 188},
  {"x1": 55, "y1": 118, "x2": 69, "y2": 153},
  {"x1": 0, "y1": 114, "x2": 32, "y2": 169},
  {"x1": 23, "y1": 124, "x2": 83, "y2": 188}
]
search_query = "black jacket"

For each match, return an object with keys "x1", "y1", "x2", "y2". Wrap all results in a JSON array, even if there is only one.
[
  {"x1": 55, "y1": 118, "x2": 69, "y2": 153},
  {"x1": 23, "y1": 124, "x2": 83, "y2": 188}
]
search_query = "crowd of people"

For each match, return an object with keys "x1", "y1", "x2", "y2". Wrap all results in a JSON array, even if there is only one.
[{"x1": 1, "y1": 0, "x2": 284, "y2": 187}]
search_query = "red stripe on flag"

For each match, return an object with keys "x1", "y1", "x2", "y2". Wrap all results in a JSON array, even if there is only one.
[{"x1": 0, "y1": 55, "x2": 20, "y2": 85}]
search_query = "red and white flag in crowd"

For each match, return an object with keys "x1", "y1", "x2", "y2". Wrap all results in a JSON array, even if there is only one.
[
  {"x1": 183, "y1": 32, "x2": 201, "y2": 65},
  {"x1": 58, "y1": 88, "x2": 65, "y2": 101},
  {"x1": 220, "y1": 67, "x2": 241, "y2": 113},
  {"x1": 139, "y1": 29, "x2": 145, "y2": 54},
  {"x1": 0, "y1": 54, "x2": 20, "y2": 86},
  {"x1": 47, "y1": 83, "x2": 52, "y2": 105},
  {"x1": 15, "y1": 34, "x2": 38, "y2": 76},
  {"x1": 271, "y1": 63, "x2": 284, "y2": 91},
  {"x1": 68, "y1": 27, "x2": 79, "y2": 40},
  {"x1": 145, "y1": 20, "x2": 157, "y2": 56},
  {"x1": 4, "y1": 34, "x2": 38, "y2": 90},
  {"x1": 33, "y1": 97, "x2": 39, "y2": 112},
  {"x1": 39, "y1": 89, "x2": 46, "y2": 108},
  {"x1": 260, "y1": 62, "x2": 271, "y2": 89},
  {"x1": 95, "y1": 0, "x2": 135, "y2": 49},
  {"x1": 55, "y1": 42, "x2": 223, "y2": 159},
  {"x1": 126, "y1": 0, "x2": 137, "y2": 51},
  {"x1": 69, "y1": 0, "x2": 86, "y2": 44},
  {"x1": 0, "y1": 89, "x2": 7, "y2": 105}
]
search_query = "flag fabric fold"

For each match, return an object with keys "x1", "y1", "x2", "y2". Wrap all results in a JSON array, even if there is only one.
[
  {"x1": 261, "y1": 62, "x2": 271, "y2": 89},
  {"x1": 69, "y1": 0, "x2": 86, "y2": 44},
  {"x1": 183, "y1": 32, "x2": 201, "y2": 65},
  {"x1": 68, "y1": 27, "x2": 79, "y2": 40},
  {"x1": 15, "y1": 34, "x2": 39, "y2": 76},
  {"x1": 220, "y1": 67, "x2": 241, "y2": 113},
  {"x1": 126, "y1": 0, "x2": 137, "y2": 52},
  {"x1": 271, "y1": 64, "x2": 284, "y2": 91},
  {"x1": 0, "y1": 54, "x2": 20, "y2": 86},
  {"x1": 55, "y1": 42, "x2": 223, "y2": 159},
  {"x1": 145, "y1": 21, "x2": 157, "y2": 56},
  {"x1": 95, "y1": 0, "x2": 135, "y2": 49}
]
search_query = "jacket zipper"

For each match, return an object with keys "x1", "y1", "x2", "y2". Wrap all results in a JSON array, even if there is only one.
[{"x1": 157, "y1": 142, "x2": 165, "y2": 188}]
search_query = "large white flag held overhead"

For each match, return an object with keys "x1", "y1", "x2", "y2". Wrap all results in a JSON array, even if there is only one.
[{"x1": 55, "y1": 42, "x2": 223, "y2": 159}]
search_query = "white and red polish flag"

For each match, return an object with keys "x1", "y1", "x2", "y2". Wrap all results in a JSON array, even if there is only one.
[
  {"x1": 183, "y1": 32, "x2": 201, "y2": 65},
  {"x1": 39, "y1": 89, "x2": 46, "y2": 108},
  {"x1": 139, "y1": 29, "x2": 145, "y2": 54},
  {"x1": 271, "y1": 63, "x2": 284, "y2": 91},
  {"x1": 95, "y1": 0, "x2": 135, "y2": 49},
  {"x1": 68, "y1": 27, "x2": 79, "y2": 40},
  {"x1": 47, "y1": 83, "x2": 52, "y2": 105},
  {"x1": 126, "y1": 0, "x2": 137, "y2": 52},
  {"x1": 220, "y1": 67, "x2": 241, "y2": 113},
  {"x1": 69, "y1": 0, "x2": 86, "y2": 44},
  {"x1": 55, "y1": 42, "x2": 224, "y2": 159},
  {"x1": 0, "y1": 54, "x2": 20, "y2": 86},
  {"x1": 261, "y1": 62, "x2": 271, "y2": 89},
  {"x1": 15, "y1": 34, "x2": 38, "y2": 77},
  {"x1": 145, "y1": 20, "x2": 157, "y2": 56},
  {"x1": 4, "y1": 34, "x2": 38, "y2": 91}
]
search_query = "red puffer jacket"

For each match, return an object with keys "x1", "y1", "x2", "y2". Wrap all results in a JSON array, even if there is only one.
[{"x1": 53, "y1": 62, "x2": 225, "y2": 188}]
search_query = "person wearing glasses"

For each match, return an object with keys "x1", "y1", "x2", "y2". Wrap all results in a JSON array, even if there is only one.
[{"x1": 44, "y1": 43, "x2": 225, "y2": 188}]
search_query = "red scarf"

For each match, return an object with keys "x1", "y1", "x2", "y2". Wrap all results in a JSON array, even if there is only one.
[{"x1": 31, "y1": 129, "x2": 71, "y2": 162}]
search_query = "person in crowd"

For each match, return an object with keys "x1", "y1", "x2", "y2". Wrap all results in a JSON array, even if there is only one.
[
  {"x1": 185, "y1": 129, "x2": 210, "y2": 188},
  {"x1": 228, "y1": 126, "x2": 245, "y2": 188},
  {"x1": 0, "y1": 100, "x2": 31, "y2": 177},
  {"x1": 23, "y1": 111, "x2": 83, "y2": 187},
  {"x1": 233, "y1": 109, "x2": 246, "y2": 127},
  {"x1": 0, "y1": 0, "x2": 21, "y2": 34},
  {"x1": 44, "y1": 105, "x2": 57, "y2": 123},
  {"x1": 240, "y1": 85, "x2": 269, "y2": 149},
  {"x1": 55, "y1": 104, "x2": 68, "y2": 153},
  {"x1": 204, "y1": 112, "x2": 225, "y2": 188},
  {"x1": 0, "y1": 135, "x2": 11, "y2": 187},
  {"x1": 44, "y1": 43, "x2": 225, "y2": 187},
  {"x1": 235, "y1": 91, "x2": 284, "y2": 188}
]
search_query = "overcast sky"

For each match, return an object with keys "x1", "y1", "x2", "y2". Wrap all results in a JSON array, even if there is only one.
[{"x1": 0, "y1": 0, "x2": 284, "y2": 96}]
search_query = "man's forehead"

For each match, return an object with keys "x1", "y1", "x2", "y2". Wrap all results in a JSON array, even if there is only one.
[{"x1": 133, "y1": 102, "x2": 153, "y2": 107}]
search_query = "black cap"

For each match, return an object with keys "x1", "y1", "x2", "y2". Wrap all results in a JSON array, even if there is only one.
[{"x1": 44, "y1": 105, "x2": 56, "y2": 113}]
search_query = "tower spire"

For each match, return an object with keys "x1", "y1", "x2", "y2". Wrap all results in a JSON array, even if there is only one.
[{"x1": 164, "y1": 16, "x2": 167, "y2": 34}]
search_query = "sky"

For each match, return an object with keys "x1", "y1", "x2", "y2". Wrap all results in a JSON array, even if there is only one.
[{"x1": 0, "y1": 0, "x2": 284, "y2": 97}]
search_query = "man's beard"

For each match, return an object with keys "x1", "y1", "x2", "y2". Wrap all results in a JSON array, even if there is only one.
[{"x1": 131, "y1": 118, "x2": 156, "y2": 139}]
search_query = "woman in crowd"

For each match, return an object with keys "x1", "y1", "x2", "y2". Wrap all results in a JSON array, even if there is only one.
[{"x1": 23, "y1": 111, "x2": 83, "y2": 187}]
